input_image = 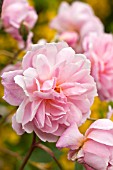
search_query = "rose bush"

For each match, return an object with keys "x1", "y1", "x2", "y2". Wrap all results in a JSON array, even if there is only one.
[{"x1": 2, "y1": 42, "x2": 97, "y2": 142}]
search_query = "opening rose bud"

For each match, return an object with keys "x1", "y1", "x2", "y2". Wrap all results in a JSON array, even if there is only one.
[
  {"x1": 19, "y1": 22, "x2": 30, "y2": 42},
  {"x1": 56, "y1": 119, "x2": 113, "y2": 170}
]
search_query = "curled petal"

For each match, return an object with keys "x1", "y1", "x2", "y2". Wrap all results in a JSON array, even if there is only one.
[
  {"x1": 56, "y1": 123, "x2": 84, "y2": 150},
  {"x1": 12, "y1": 114, "x2": 25, "y2": 135},
  {"x1": 2, "y1": 70, "x2": 25, "y2": 106}
]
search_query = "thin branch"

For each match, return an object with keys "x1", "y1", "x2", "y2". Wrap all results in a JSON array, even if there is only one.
[
  {"x1": 0, "y1": 50, "x2": 14, "y2": 58},
  {"x1": 8, "y1": 48, "x2": 24, "y2": 64},
  {"x1": 34, "y1": 143, "x2": 63, "y2": 170},
  {"x1": 0, "y1": 147, "x2": 21, "y2": 160},
  {"x1": 87, "y1": 118, "x2": 98, "y2": 121},
  {"x1": 1, "y1": 131, "x2": 63, "y2": 170},
  {"x1": 19, "y1": 132, "x2": 37, "y2": 170},
  {"x1": 0, "y1": 144, "x2": 46, "y2": 170},
  {"x1": 8, "y1": 40, "x2": 27, "y2": 64}
]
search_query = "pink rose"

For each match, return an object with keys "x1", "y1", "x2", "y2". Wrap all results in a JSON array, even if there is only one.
[
  {"x1": 1, "y1": 0, "x2": 38, "y2": 48},
  {"x1": 50, "y1": 1, "x2": 104, "y2": 52},
  {"x1": 83, "y1": 33, "x2": 113, "y2": 101},
  {"x1": 57, "y1": 119, "x2": 113, "y2": 170},
  {"x1": 2, "y1": 42, "x2": 97, "y2": 142}
]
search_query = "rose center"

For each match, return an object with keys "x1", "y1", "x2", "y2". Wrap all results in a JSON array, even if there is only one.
[{"x1": 54, "y1": 86, "x2": 61, "y2": 93}]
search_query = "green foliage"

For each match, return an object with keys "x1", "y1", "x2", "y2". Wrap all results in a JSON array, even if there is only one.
[{"x1": 75, "y1": 162, "x2": 85, "y2": 170}]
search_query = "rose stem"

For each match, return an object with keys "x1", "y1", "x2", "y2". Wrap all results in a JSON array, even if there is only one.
[
  {"x1": 19, "y1": 132, "x2": 36, "y2": 170},
  {"x1": 34, "y1": 143, "x2": 63, "y2": 170}
]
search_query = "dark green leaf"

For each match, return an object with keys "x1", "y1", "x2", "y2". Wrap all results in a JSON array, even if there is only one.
[{"x1": 75, "y1": 162, "x2": 85, "y2": 170}]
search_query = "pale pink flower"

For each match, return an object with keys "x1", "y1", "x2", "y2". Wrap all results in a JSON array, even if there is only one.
[
  {"x1": 50, "y1": 1, "x2": 104, "y2": 52},
  {"x1": 2, "y1": 42, "x2": 97, "y2": 142},
  {"x1": 1, "y1": 0, "x2": 38, "y2": 48},
  {"x1": 83, "y1": 33, "x2": 113, "y2": 101},
  {"x1": 57, "y1": 119, "x2": 113, "y2": 170}
]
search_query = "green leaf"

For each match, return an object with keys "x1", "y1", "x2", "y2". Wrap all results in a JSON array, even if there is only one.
[{"x1": 75, "y1": 162, "x2": 85, "y2": 170}]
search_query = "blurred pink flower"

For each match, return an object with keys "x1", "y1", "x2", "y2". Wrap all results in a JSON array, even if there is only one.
[
  {"x1": 2, "y1": 42, "x2": 97, "y2": 142},
  {"x1": 59, "y1": 31, "x2": 79, "y2": 49},
  {"x1": 1, "y1": 0, "x2": 38, "y2": 49},
  {"x1": 83, "y1": 33, "x2": 113, "y2": 101},
  {"x1": 57, "y1": 119, "x2": 113, "y2": 170},
  {"x1": 0, "y1": 62, "x2": 21, "y2": 75},
  {"x1": 50, "y1": 1, "x2": 104, "y2": 52}
]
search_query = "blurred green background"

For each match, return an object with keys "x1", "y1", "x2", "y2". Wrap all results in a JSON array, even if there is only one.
[{"x1": 0, "y1": 0, "x2": 113, "y2": 170}]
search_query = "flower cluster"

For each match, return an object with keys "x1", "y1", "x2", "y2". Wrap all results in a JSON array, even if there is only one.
[
  {"x1": 50, "y1": 1, "x2": 104, "y2": 52},
  {"x1": 51, "y1": 1, "x2": 113, "y2": 102}
]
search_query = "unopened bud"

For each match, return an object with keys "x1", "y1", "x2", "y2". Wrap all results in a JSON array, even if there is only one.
[{"x1": 19, "y1": 22, "x2": 29, "y2": 42}]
